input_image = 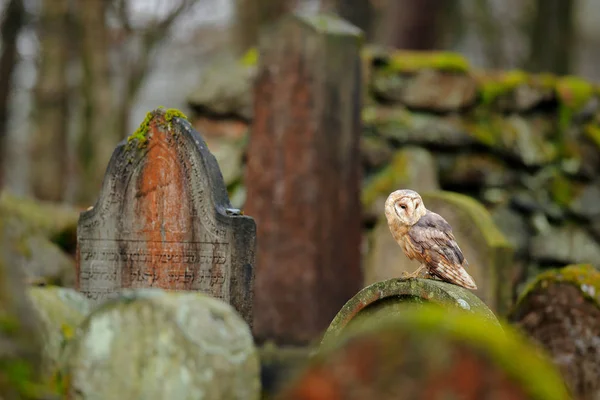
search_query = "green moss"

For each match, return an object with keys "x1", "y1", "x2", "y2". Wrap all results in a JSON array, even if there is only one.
[
  {"x1": 0, "y1": 314, "x2": 19, "y2": 334},
  {"x1": 239, "y1": 48, "x2": 258, "y2": 67},
  {"x1": 316, "y1": 305, "x2": 569, "y2": 400},
  {"x1": 583, "y1": 123, "x2": 600, "y2": 150},
  {"x1": 556, "y1": 76, "x2": 594, "y2": 111},
  {"x1": 549, "y1": 171, "x2": 578, "y2": 207},
  {"x1": 463, "y1": 112, "x2": 504, "y2": 147},
  {"x1": 126, "y1": 108, "x2": 188, "y2": 149},
  {"x1": 478, "y1": 70, "x2": 529, "y2": 106},
  {"x1": 516, "y1": 264, "x2": 600, "y2": 308},
  {"x1": 164, "y1": 108, "x2": 188, "y2": 123},
  {"x1": 126, "y1": 111, "x2": 153, "y2": 149},
  {"x1": 385, "y1": 50, "x2": 470, "y2": 73}
]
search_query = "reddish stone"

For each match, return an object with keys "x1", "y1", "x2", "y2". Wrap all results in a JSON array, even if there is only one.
[
  {"x1": 245, "y1": 13, "x2": 364, "y2": 344},
  {"x1": 277, "y1": 307, "x2": 570, "y2": 400},
  {"x1": 76, "y1": 108, "x2": 256, "y2": 326}
]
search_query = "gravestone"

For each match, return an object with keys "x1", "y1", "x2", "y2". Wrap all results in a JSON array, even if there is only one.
[
  {"x1": 60, "y1": 289, "x2": 260, "y2": 400},
  {"x1": 76, "y1": 108, "x2": 256, "y2": 326},
  {"x1": 365, "y1": 190, "x2": 514, "y2": 315},
  {"x1": 509, "y1": 264, "x2": 600, "y2": 400},
  {"x1": 245, "y1": 12, "x2": 364, "y2": 345},
  {"x1": 278, "y1": 305, "x2": 570, "y2": 400},
  {"x1": 320, "y1": 278, "x2": 500, "y2": 347}
]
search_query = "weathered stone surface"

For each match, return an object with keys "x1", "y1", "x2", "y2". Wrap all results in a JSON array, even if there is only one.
[
  {"x1": 279, "y1": 305, "x2": 569, "y2": 400},
  {"x1": 27, "y1": 286, "x2": 90, "y2": 376},
  {"x1": 530, "y1": 225, "x2": 600, "y2": 267},
  {"x1": 491, "y1": 206, "x2": 531, "y2": 257},
  {"x1": 0, "y1": 192, "x2": 76, "y2": 287},
  {"x1": 510, "y1": 264, "x2": 600, "y2": 400},
  {"x1": 61, "y1": 289, "x2": 260, "y2": 400},
  {"x1": 401, "y1": 70, "x2": 478, "y2": 111},
  {"x1": 321, "y1": 278, "x2": 499, "y2": 345},
  {"x1": 362, "y1": 146, "x2": 439, "y2": 221},
  {"x1": 0, "y1": 218, "x2": 47, "y2": 399},
  {"x1": 245, "y1": 13, "x2": 363, "y2": 344},
  {"x1": 76, "y1": 108, "x2": 256, "y2": 326},
  {"x1": 186, "y1": 56, "x2": 256, "y2": 121},
  {"x1": 466, "y1": 115, "x2": 556, "y2": 167},
  {"x1": 364, "y1": 106, "x2": 475, "y2": 147},
  {"x1": 568, "y1": 183, "x2": 600, "y2": 219},
  {"x1": 439, "y1": 153, "x2": 516, "y2": 188}
]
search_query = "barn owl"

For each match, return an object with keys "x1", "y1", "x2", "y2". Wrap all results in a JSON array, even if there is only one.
[{"x1": 384, "y1": 189, "x2": 478, "y2": 290}]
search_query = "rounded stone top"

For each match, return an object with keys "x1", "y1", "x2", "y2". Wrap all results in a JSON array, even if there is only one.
[{"x1": 321, "y1": 278, "x2": 500, "y2": 345}]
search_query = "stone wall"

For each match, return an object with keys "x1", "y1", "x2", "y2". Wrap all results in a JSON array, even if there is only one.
[{"x1": 186, "y1": 46, "x2": 600, "y2": 299}]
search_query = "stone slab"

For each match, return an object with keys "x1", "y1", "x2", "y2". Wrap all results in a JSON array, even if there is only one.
[{"x1": 76, "y1": 108, "x2": 256, "y2": 326}]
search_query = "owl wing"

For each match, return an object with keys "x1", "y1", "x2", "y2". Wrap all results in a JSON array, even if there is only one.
[{"x1": 407, "y1": 211, "x2": 477, "y2": 290}]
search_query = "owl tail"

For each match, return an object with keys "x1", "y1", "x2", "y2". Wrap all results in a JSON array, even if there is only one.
[{"x1": 433, "y1": 262, "x2": 478, "y2": 290}]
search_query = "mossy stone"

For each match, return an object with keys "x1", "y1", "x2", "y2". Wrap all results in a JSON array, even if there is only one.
[
  {"x1": 321, "y1": 278, "x2": 499, "y2": 346},
  {"x1": 60, "y1": 289, "x2": 260, "y2": 400},
  {"x1": 281, "y1": 305, "x2": 569, "y2": 400}
]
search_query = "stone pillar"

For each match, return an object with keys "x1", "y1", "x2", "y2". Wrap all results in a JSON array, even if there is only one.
[{"x1": 246, "y1": 12, "x2": 364, "y2": 345}]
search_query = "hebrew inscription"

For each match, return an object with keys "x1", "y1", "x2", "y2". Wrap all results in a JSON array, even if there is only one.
[{"x1": 76, "y1": 108, "x2": 256, "y2": 325}]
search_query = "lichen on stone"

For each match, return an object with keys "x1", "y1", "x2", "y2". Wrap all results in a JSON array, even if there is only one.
[
  {"x1": 315, "y1": 304, "x2": 570, "y2": 400},
  {"x1": 516, "y1": 264, "x2": 600, "y2": 308},
  {"x1": 386, "y1": 50, "x2": 470, "y2": 73},
  {"x1": 126, "y1": 107, "x2": 189, "y2": 149}
]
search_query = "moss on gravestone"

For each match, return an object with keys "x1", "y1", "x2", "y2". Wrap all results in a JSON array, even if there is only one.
[
  {"x1": 61, "y1": 289, "x2": 260, "y2": 400},
  {"x1": 281, "y1": 305, "x2": 570, "y2": 400},
  {"x1": 515, "y1": 264, "x2": 600, "y2": 309},
  {"x1": 321, "y1": 278, "x2": 500, "y2": 346},
  {"x1": 126, "y1": 107, "x2": 189, "y2": 150}
]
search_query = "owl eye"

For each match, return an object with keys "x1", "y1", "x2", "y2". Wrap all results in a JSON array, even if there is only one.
[{"x1": 399, "y1": 204, "x2": 406, "y2": 210}]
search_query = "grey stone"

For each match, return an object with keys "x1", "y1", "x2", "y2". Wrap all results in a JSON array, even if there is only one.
[
  {"x1": 27, "y1": 286, "x2": 91, "y2": 376},
  {"x1": 76, "y1": 108, "x2": 256, "y2": 327},
  {"x1": 401, "y1": 70, "x2": 478, "y2": 111},
  {"x1": 186, "y1": 56, "x2": 255, "y2": 121},
  {"x1": 569, "y1": 184, "x2": 600, "y2": 219},
  {"x1": 360, "y1": 134, "x2": 393, "y2": 170},
  {"x1": 530, "y1": 225, "x2": 600, "y2": 266},
  {"x1": 365, "y1": 106, "x2": 475, "y2": 147},
  {"x1": 439, "y1": 154, "x2": 516, "y2": 188},
  {"x1": 492, "y1": 206, "x2": 530, "y2": 256},
  {"x1": 60, "y1": 289, "x2": 260, "y2": 400}
]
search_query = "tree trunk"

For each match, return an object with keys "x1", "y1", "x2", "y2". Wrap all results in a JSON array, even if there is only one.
[
  {"x1": 384, "y1": 0, "x2": 441, "y2": 50},
  {"x1": 233, "y1": 0, "x2": 296, "y2": 55},
  {"x1": 526, "y1": 0, "x2": 573, "y2": 75},
  {"x1": 76, "y1": 0, "x2": 113, "y2": 204},
  {"x1": 0, "y1": 0, "x2": 25, "y2": 190},
  {"x1": 30, "y1": 0, "x2": 70, "y2": 202}
]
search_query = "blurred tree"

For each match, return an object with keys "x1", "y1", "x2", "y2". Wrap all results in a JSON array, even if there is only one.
[
  {"x1": 111, "y1": 0, "x2": 199, "y2": 142},
  {"x1": 233, "y1": 0, "x2": 296, "y2": 55},
  {"x1": 526, "y1": 0, "x2": 574, "y2": 74},
  {"x1": 75, "y1": 0, "x2": 112, "y2": 204},
  {"x1": 384, "y1": 0, "x2": 442, "y2": 50},
  {"x1": 0, "y1": 0, "x2": 25, "y2": 190},
  {"x1": 474, "y1": 0, "x2": 505, "y2": 68},
  {"x1": 29, "y1": 0, "x2": 70, "y2": 201}
]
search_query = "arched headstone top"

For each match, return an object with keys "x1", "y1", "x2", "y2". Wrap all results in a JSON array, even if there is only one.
[{"x1": 76, "y1": 108, "x2": 256, "y2": 326}]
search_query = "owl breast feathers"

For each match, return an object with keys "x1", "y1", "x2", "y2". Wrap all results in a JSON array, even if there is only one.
[{"x1": 405, "y1": 211, "x2": 477, "y2": 289}]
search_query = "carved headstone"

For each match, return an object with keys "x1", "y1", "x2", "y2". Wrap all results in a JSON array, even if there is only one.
[{"x1": 76, "y1": 108, "x2": 256, "y2": 326}]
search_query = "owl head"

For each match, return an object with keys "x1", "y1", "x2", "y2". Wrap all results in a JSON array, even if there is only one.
[{"x1": 384, "y1": 189, "x2": 427, "y2": 227}]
